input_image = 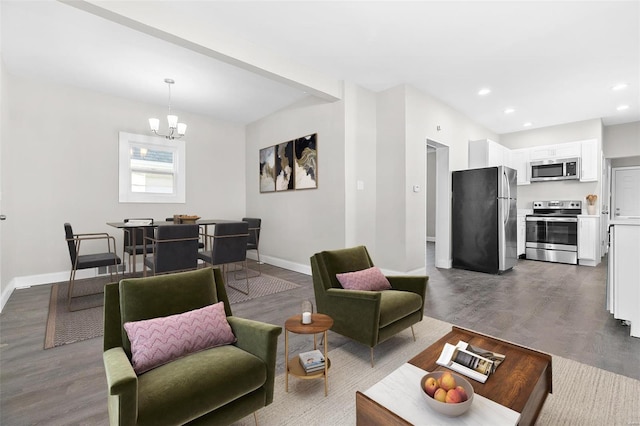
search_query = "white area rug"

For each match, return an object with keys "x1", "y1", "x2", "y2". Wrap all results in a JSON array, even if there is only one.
[{"x1": 233, "y1": 316, "x2": 640, "y2": 425}]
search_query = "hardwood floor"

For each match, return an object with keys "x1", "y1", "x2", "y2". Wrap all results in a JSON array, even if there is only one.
[{"x1": 1, "y1": 248, "x2": 638, "y2": 425}]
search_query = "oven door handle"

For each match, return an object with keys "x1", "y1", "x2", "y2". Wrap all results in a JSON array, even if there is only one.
[{"x1": 526, "y1": 216, "x2": 578, "y2": 223}]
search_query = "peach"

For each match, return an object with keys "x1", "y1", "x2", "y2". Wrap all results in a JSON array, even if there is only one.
[
  {"x1": 445, "y1": 388, "x2": 463, "y2": 403},
  {"x1": 439, "y1": 371, "x2": 457, "y2": 391},
  {"x1": 424, "y1": 377, "x2": 438, "y2": 397},
  {"x1": 455, "y1": 385, "x2": 469, "y2": 402},
  {"x1": 434, "y1": 387, "x2": 447, "y2": 403}
]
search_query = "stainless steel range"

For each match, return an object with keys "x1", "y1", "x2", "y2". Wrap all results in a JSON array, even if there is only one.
[{"x1": 525, "y1": 200, "x2": 582, "y2": 264}]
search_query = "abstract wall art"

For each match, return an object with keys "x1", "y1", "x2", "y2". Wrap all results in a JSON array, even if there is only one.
[
  {"x1": 275, "y1": 141, "x2": 294, "y2": 191},
  {"x1": 259, "y1": 146, "x2": 276, "y2": 193},
  {"x1": 259, "y1": 133, "x2": 317, "y2": 193},
  {"x1": 294, "y1": 133, "x2": 317, "y2": 190}
]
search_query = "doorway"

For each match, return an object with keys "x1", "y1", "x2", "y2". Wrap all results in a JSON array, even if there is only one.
[
  {"x1": 426, "y1": 139, "x2": 451, "y2": 270},
  {"x1": 612, "y1": 166, "x2": 640, "y2": 219}
]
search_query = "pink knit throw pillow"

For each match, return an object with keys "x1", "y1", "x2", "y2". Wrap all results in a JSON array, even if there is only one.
[
  {"x1": 123, "y1": 301, "x2": 236, "y2": 374},
  {"x1": 336, "y1": 266, "x2": 392, "y2": 291}
]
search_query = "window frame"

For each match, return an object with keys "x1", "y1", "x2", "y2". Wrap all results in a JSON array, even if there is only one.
[{"x1": 118, "y1": 131, "x2": 186, "y2": 203}]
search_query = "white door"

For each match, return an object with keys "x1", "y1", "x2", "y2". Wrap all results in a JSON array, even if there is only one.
[{"x1": 612, "y1": 167, "x2": 640, "y2": 219}]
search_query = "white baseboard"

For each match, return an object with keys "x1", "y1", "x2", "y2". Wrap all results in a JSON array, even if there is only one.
[
  {"x1": 0, "y1": 253, "x2": 442, "y2": 313},
  {"x1": 0, "y1": 266, "x2": 124, "y2": 313},
  {"x1": 259, "y1": 254, "x2": 311, "y2": 276},
  {"x1": 0, "y1": 256, "x2": 310, "y2": 313},
  {"x1": 1, "y1": 269, "x2": 90, "y2": 313}
]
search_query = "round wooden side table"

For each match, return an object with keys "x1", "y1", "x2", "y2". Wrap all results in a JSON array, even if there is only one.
[{"x1": 284, "y1": 313, "x2": 334, "y2": 396}]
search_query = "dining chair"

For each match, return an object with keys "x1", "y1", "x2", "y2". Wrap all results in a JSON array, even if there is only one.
[
  {"x1": 122, "y1": 218, "x2": 154, "y2": 275},
  {"x1": 242, "y1": 217, "x2": 262, "y2": 277},
  {"x1": 143, "y1": 224, "x2": 199, "y2": 275},
  {"x1": 64, "y1": 222, "x2": 121, "y2": 311},
  {"x1": 198, "y1": 221, "x2": 251, "y2": 294},
  {"x1": 166, "y1": 217, "x2": 207, "y2": 250}
]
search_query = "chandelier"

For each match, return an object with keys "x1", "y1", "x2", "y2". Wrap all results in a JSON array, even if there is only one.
[{"x1": 148, "y1": 78, "x2": 187, "y2": 140}]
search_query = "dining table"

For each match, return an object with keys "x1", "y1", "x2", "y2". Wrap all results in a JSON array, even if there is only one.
[{"x1": 107, "y1": 219, "x2": 239, "y2": 274}]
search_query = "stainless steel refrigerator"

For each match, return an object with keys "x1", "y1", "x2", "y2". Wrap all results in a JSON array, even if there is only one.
[{"x1": 452, "y1": 166, "x2": 518, "y2": 274}]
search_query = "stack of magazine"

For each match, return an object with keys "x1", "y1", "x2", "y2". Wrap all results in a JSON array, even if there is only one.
[
  {"x1": 298, "y1": 349, "x2": 326, "y2": 373},
  {"x1": 436, "y1": 341, "x2": 505, "y2": 383}
]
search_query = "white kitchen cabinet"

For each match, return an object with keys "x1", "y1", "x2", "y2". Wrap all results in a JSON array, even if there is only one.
[
  {"x1": 579, "y1": 139, "x2": 598, "y2": 182},
  {"x1": 578, "y1": 216, "x2": 600, "y2": 266},
  {"x1": 511, "y1": 148, "x2": 530, "y2": 185},
  {"x1": 607, "y1": 223, "x2": 640, "y2": 338},
  {"x1": 528, "y1": 141, "x2": 581, "y2": 161},
  {"x1": 468, "y1": 139, "x2": 509, "y2": 169},
  {"x1": 517, "y1": 214, "x2": 526, "y2": 256}
]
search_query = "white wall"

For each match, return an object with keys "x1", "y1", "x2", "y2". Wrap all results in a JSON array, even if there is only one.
[
  {"x1": 0, "y1": 13, "x2": 5, "y2": 310},
  {"x1": 603, "y1": 121, "x2": 640, "y2": 159},
  {"x1": 245, "y1": 96, "x2": 346, "y2": 274},
  {"x1": 404, "y1": 85, "x2": 499, "y2": 271},
  {"x1": 500, "y1": 119, "x2": 603, "y2": 211},
  {"x1": 611, "y1": 156, "x2": 640, "y2": 168},
  {"x1": 1, "y1": 73, "x2": 245, "y2": 308},
  {"x1": 368, "y1": 85, "x2": 498, "y2": 272},
  {"x1": 344, "y1": 82, "x2": 377, "y2": 253},
  {"x1": 375, "y1": 86, "x2": 409, "y2": 270}
]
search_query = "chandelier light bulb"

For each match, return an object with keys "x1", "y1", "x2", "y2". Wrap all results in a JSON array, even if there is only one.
[
  {"x1": 149, "y1": 118, "x2": 160, "y2": 132},
  {"x1": 148, "y1": 78, "x2": 187, "y2": 139},
  {"x1": 167, "y1": 114, "x2": 178, "y2": 129}
]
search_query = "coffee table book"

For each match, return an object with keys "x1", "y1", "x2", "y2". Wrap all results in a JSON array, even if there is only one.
[
  {"x1": 299, "y1": 349, "x2": 325, "y2": 373},
  {"x1": 436, "y1": 341, "x2": 498, "y2": 383},
  {"x1": 359, "y1": 363, "x2": 519, "y2": 425}
]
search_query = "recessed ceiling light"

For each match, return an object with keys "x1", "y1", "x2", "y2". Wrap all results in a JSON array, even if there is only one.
[
  {"x1": 523, "y1": 122, "x2": 533, "y2": 127},
  {"x1": 504, "y1": 108, "x2": 515, "y2": 114},
  {"x1": 611, "y1": 83, "x2": 628, "y2": 91},
  {"x1": 616, "y1": 105, "x2": 629, "y2": 111},
  {"x1": 478, "y1": 88, "x2": 491, "y2": 96}
]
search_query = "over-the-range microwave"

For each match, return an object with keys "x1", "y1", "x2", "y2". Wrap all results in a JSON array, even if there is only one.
[{"x1": 530, "y1": 157, "x2": 580, "y2": 182}]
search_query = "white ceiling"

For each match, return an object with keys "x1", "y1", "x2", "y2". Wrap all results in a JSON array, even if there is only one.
[{"x1": 2, "y1": 0, "x2": 639, "y2": 134}]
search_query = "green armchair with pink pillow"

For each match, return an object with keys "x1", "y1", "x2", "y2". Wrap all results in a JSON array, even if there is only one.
[
  {"x1": 102, "y1": 267, "x2": 282, "y2": 426},
  {"x1": 310, "y1": 245, "x2": 427, "y2": 367}
]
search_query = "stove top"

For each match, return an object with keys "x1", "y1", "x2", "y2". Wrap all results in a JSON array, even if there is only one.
[
  {"x1": 528, "y1": 213, "x2": 579, "y2": 217},
  {"x1": 531, "y1": 200, "x2": 582, "y2": 216}
]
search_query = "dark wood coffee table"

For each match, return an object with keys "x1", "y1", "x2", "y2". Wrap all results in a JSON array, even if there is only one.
[{"x1": 356, "y1": 326, "x2": 552, "y2": 426}]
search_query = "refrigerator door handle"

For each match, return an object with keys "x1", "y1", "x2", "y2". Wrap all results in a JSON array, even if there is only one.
[
  {"x1": 502, "y1": 170, "x2": 510, "y2": 225},
  {"x1": 504, "y1": 198, "x2": 509, "y2": 225},
  {"x1": 503, "y1": 168, "x2": 511, "y2": 200}
]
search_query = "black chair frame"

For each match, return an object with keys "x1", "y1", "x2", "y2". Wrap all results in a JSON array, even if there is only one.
[
  {"x1": 199, "y1": 225, "x2": 250, "y2": 295},
  {"x1": 65, "y1": 223, "x2": 121, "y2": 311},
  {"x1": 239, "y1": 217, "x2": 262, "y2": 278},
  {"x1": 122, "y1": 218, "x2": 154, "y2": 276}
]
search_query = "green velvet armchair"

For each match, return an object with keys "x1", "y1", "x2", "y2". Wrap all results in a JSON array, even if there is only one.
[
  {"x1": 310, "y1": 246, "x2": 427, "y2": 367},
  {"x1": 102, "y1": 267, "x2": 282, "y2": 426}
]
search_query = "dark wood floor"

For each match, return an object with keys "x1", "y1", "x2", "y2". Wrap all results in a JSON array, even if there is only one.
[{"x1": 1, "y1": 245, "x2": 638, "y2": 424}]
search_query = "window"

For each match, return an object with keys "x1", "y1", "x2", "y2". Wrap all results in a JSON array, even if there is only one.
[{"x1": 119, "y1": 132, "x2": 186, "y2": 203}]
